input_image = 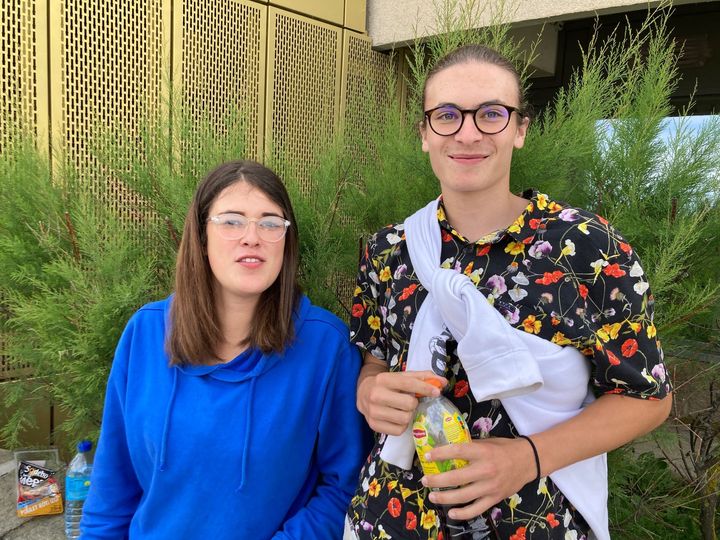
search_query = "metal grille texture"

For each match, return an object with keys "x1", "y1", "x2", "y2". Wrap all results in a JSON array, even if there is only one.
[
  {"x1": 268, "y1": 8, "x2": 341, "y2": 193},
  {"x1": 59, "y1": 0, "x2": 166, "y2": 220},
  {"x1": 337, "y1": 31, "x2": 395, "y2": 309},
  {"x1": 180, "y1": 0, "x2": 265, "y2": 164},
  {"x1": 1, "y1": 0, "x2": 37, "y2": 151},
  {"x1": 1, "y1": 0, "x2": 37, "y2": 380},
  {"x1": 342, "y1": 30, "x2": 394, "y2": 161}
]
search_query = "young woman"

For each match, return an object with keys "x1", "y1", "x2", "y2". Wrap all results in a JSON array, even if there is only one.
[
  {"x1": 81, "y1": 160, "x2": 369, "y2": 539},
  {"x1": 346, "y1": 45, "x2": 672, "y2": 540}
]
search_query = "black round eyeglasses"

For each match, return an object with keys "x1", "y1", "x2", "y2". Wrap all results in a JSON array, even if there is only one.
[{"x1": 424, "y1": 103, "x2": 523, "y2": 136}]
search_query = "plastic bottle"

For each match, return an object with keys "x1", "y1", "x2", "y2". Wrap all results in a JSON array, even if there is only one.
[
  {"x1": 64, "y1": 440, "x2": 92, "y2": 539},
  {"x1": 412, "y1": 378, "x2": 475, "y2": 539}
]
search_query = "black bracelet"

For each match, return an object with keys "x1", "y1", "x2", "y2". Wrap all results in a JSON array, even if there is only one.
[{"x1": 518, "y1": 434, "x2": 541, "y2": 482}]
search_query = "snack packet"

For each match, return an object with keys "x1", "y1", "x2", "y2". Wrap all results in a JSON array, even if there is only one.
[{"x1": 15, "y1": 448, "x2": 64, "y2": 517}]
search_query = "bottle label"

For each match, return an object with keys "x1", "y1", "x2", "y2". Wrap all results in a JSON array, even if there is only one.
[
  {"x1": 412, "y1": 404, "x2": 472, "y2": 475},
  {"x1": 66, "y1": 475, "x2": 91, "y2": 501},
  {"x1": 412, "y1": 423, "x2": 441, "y2": 475},
  {"x1": 442, "y1": 411, "x2": 471, "y2": 445}
]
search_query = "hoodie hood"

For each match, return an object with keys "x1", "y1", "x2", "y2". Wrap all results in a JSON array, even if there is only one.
[
  {"x1": 166, "y1": 292, "x2": 311, "y2": 381},
  {"x1": 157, "y1": 294, "x2": 311, "y2": 477}
]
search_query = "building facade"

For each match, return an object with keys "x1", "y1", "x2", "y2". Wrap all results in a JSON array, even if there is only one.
[{"x1": 366, "y1": 0, "x2": 720, "y2": 114}]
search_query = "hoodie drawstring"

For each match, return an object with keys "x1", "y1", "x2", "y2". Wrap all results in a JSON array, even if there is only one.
[
  {"x1": 159, "y1": 367, "x2": 178, "y2": 471},
  {"x1": 236, "y1": 376, "x2": 256, "y2": 491}
]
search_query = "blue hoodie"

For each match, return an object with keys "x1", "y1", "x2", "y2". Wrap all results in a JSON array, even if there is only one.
[{"x1": 81, "y1": 295, "x2": 370, "y2": 539}]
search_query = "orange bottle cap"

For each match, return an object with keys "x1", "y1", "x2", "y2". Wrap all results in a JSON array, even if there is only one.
[
  {"x1": 424, "y1": 378, "x2": 444, "y2": 390},
  {"x1": 415, "y1": 377, "x2": 444, "y2": 397}
]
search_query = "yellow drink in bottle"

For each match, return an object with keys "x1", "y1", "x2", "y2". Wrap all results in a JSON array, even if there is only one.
[{"x1": 412, "y1": 378, "x2": 475, "y2": 538}]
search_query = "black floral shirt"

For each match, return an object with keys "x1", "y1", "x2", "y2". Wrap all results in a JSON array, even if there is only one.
[{"x1": 347, "y1": 190, "x2": 671, "y2": 540}]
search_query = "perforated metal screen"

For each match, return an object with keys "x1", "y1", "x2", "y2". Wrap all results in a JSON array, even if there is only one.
[
  {"x1": 179, "y1": 0, "x2": 265, "y2": 164},
  {"x1": 341, "y1": 30, "x2": 394, "y2": 160},
  {"x1": 336, "y1": 31, "x2": 394, "y2": 310},
  {"x1": 267, "y1": 7, "x2": 342, "y2": 192},
  {"x1": 56, "y1": 0, "x2": 167, "y2": 220},
  {"x1": 0, "y1": 0, "x2": 38, "y2": 151}
]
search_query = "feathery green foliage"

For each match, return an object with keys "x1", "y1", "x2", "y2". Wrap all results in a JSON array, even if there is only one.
[
  {"x1": 275, "y1": 139, "x2": 360, "y2": 316},
  {"x1": 607, "y1": 446, "x2": 703, "y2": 539},
  {"x1": 514, "y1": 9, "x2": 720, "y2": 342},
  {"x1": 0, "y1": 133, "x2": 160, "y2": 446}
]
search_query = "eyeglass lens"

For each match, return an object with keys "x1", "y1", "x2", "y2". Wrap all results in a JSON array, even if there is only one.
[
  {"x1": 428, "y1": 104, "x2": 512, "y2": 135},
  {"x1": 211, "y1": 213, "x2": 288, "y2": 242}
]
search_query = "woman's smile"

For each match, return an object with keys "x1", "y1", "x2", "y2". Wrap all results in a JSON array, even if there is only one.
[{"x1": 235, "y1": 254, "x2": 265, "y2": 268}]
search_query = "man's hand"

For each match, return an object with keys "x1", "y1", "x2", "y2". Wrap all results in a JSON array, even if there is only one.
[
  {"x1": 357, "y1": 353, "x2": 446, "y2": 435},
  {"x1": 420, "y1": 392, "x2": 673, "y2": 520},
  {"x1": 421, "y1": 437, "x2": 537, "y2": 520}
]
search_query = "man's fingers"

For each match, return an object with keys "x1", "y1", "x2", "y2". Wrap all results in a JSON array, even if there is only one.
[
  {"x1": 369, "y1": 386, "x2": 419, "y2": 412},
  {"x1": 361, "y1": 370, "x2": 448, "y2": 435},
  {"x1": 446, "y1": 497, "x2": 493, "y2": 521},
  {"x1": 428, "y1": 483, "x2": 482, "y2": 506},
  {"x1": 368, "y1": 419, "x2": 409, "y2": 436},
  {"x1": 406, "y1": 370, "x2": 448, "y2": 390},
  {"x1": 368, "y1": 404, "x2": 415, "y2": 427},
  {"x1": 426, "y1": 442, "x2": 478, "y2": 463},
  {"x1": 377, "y1": 370, "x2": 447, "y2": 397},
  {"x1": 421, "y1": 466, "x2": 478, "y2": 491}
]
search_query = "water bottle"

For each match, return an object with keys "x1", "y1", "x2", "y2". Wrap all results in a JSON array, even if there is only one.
[
  {"x1": 412, "y1": 378, "x2": 476, "y2": 539},
  {"x1": 64, "y1": 440, "x2": 92, "y2": 539}
]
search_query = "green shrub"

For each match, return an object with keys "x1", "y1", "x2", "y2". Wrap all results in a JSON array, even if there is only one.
[
  {"x1": 608, "y1": 446, "x2": 703, "y2": 539},
  {"x1": 0, "y1": 134, "x2": 161, "y2": 445}
]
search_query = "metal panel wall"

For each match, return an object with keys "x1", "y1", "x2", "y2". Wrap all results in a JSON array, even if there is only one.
[
  {"x1": 0, "y1": 0, "x2": 41, "y2": 382},
  {"x1": 340, "y1": 30, "x2": 393, "y2": 150},
  {"x1": 270, "y1": 0, "x2": 344, "y2": 26},
  {"x1": 0, "y1": 0, "x2": 40, "y2": 151},
  {"x1": 178, "y1": 0, "x2": 266, "y2": 163},
  {"x1": 266, "y1": 7, "x2": 342, "y2": 192},
  {"x1": 344, "y1": 0, "x2": 366, "y2": 33},
  {"x1": 337, "y1": 30, "x2": 393, "y2": 304},
  {"x1": 51, "y1": 0, "x2": 168, "y2": 219},
  {"x1": 1, "y1": 1, "x2": 392, "y2": 386}
]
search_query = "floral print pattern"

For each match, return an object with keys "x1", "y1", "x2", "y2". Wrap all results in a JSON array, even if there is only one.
[{"x1": 347, "y1": 190, "x2": 671, "y2": 539}]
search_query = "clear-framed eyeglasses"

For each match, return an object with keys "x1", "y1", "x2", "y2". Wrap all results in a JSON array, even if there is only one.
[
  {"x1": 424, "y1": 103, "x2": 523, "y2": 136},
  {"x1": 207, "y1": 213, "x2": 291, "y2": 243}
]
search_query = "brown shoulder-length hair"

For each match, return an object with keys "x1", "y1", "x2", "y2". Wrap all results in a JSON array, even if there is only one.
[{"x1": 168, "y1": 160, "x2": 301, "y2": 365}]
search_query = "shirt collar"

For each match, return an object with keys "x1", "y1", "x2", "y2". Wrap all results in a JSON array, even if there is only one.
[{"x1": 437, "y1": 189, "x2": 560, "y2": 245}]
